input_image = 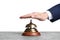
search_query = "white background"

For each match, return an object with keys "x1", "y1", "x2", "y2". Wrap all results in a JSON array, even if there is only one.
[{"x1": 0, "y1": 0, "x2": 60, "y2": 32}]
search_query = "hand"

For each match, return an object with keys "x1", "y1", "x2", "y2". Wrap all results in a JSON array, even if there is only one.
[{"x1": 20, "y1": 12, "x2": 48, "y2": 21}]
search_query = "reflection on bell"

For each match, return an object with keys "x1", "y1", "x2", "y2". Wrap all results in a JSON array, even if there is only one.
[{"x1": 22, "y1": 20, "x2": 41, "y2": 36}]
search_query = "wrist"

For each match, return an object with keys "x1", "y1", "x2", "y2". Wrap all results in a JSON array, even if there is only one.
[{"x1": 45, "y1": 11, "x2": 53, "y2": 20}]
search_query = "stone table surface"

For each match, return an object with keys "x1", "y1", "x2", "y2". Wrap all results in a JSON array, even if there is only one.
[{"x1": 0, "y1": 32, "x2": 60, "y2": 40}]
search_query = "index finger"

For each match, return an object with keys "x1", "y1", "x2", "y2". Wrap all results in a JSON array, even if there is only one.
[{"x1": 20, "y1": 14, "x2": 32, "y2": 19}]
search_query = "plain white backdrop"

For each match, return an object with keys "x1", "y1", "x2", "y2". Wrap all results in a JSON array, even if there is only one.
[{"x1": 0, "y1": 0, "x2": 60, "y2": 32}]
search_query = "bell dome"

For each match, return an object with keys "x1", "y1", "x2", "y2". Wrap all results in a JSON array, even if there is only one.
[{"x1": 26, "y1": 20, "x2": 37, "y2": 28}]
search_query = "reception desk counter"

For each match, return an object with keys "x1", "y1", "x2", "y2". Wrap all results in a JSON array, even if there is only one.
[{"x1": 0, "y1": 32, "x2": 60, "y2": 40}]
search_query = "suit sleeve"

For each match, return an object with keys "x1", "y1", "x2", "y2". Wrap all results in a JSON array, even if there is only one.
[{"x1": 48, "y1": 4, "x2": 60, "y2": 22}]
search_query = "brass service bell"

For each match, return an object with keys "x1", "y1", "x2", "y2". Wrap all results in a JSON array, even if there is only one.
[{"x1": 22, "y1": 20, "x2": 41, "y2": 36}]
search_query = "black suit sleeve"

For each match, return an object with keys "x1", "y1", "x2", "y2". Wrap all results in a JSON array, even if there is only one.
[{"x1": 48, "y1": 4, "x2": 60, "y2": 22}]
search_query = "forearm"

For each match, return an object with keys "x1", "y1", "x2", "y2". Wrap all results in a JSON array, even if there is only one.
[{"x1": 47, "y1": 4, "x2": 60, "y2": 22}]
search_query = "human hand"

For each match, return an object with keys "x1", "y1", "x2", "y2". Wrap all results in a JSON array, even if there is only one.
[{"x1": 20, "y1": 12, "x2": 48, "y2": 21}]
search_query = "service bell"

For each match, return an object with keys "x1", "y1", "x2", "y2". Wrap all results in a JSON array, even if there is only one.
[{"x1": 22, "y1": 20, "x2": 41, "y2": 36}]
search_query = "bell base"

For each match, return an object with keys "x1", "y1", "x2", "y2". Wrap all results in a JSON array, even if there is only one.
[{"x1": 22, "y1": 32, "x2": 41, "y2": 36}]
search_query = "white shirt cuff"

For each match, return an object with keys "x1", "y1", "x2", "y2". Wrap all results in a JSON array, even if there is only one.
[{"x1": 46, "y1": 11, "x2": 53, "y2": 20}]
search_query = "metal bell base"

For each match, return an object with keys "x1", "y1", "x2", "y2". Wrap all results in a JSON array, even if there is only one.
[{"x1": 22, "y1": 32, "x2": 41, "y2": 36}]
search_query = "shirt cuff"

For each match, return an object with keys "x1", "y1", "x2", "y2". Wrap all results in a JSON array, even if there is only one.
[{"x1": 46, "y1": 11, "x2": 53, "y2": 20}]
